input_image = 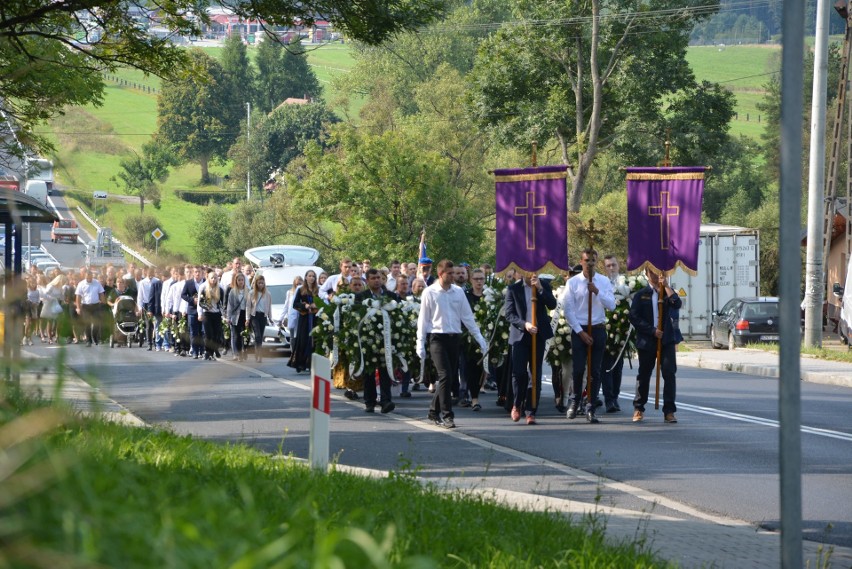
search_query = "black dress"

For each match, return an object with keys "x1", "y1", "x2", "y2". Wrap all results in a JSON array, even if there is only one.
[{"x1": 287, "y1": 289, "x2": 317, "y2": 372}]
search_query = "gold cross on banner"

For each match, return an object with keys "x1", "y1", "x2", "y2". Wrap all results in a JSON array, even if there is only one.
[
  {"x1": 514, "y1": 191, "x2": 547, "y2": 250},
  {"x1": 648, "y1": 190, "x2": 679, "y2": 250}
]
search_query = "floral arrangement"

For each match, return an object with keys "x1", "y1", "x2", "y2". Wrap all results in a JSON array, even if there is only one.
[
  {"x1": 392, "y1": 297, "x2": 420, "y2": 373},
  {"x1": 605, "y1": 273, "x2": 648, "y2": 357},
  {"x1": 313, "y1": 293, "x2": 428, "y2": 379},
  {"x1": 545, "y1": 307, "x2": 573, "y2": 367},
  {"x1": 464, "y1": 280, "x2": 510, "y2": 367}
]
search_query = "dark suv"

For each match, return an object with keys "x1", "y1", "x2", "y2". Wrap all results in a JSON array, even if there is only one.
[{"x1": 710, "y1": 297, "x2": 780, "y2": 350}]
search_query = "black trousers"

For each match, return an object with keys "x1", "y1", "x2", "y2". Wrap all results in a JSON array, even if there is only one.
[
  {"x1": 601, "y1": 350, "x2": 625, "y2": 406},
  {"x1": 429, "y1": 333, "x2": 461, "y2": 420},
  {"x1": 511, "y1": 334, "x2": 546, "y2": 416},
  {"x1": 461, "y1": 349, "x2": 484, "y2": 401},
  {"x1": 571, "y1": 327, "x2": 606, "y2": 411},
  {"x1": 187, "y1": 311, "x2": 203, "y2": 356},
  {"x1": 80, "y1": 303, "x2": 101, "y2": 344},
  {"x1": 363, "y1": 367, "x2": 393, "y2": 407},
  {"x1": 633, "y1": 343, "x2": 677, "y2": 415},
  {"x1": 251, "y1": 312, "x2": 267, "y2": 355}
]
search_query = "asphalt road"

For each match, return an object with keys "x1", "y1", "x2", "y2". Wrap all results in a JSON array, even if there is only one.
[{"x1": 28, "y1": 341, "x2": 852, "y2": 550}]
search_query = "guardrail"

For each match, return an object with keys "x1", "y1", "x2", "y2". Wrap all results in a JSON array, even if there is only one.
[{"x1": 75, "y1": 206, "x2": 155, "y2": 268}]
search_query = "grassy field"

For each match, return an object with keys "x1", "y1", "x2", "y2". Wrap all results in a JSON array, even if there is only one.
[
  {"x1": 685, "y1": 44, "x2": 780, "y2": 140},
  {"x1": 5, "y1": 391, "x2": 666, "y2": 568}
]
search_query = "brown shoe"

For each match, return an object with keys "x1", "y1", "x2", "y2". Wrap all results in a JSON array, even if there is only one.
[
  {"x1": 664, "y1": 413, "x2": 678, "y2": 424},
  {"x1": 511, "y1": 406, "x2": 521, "y2": 422},
  {"x1": 632, "y1": 410, "x2": 644, "y2": 422},
  {"x1": 526, "y1": 415, "x2": 536, "y2": 425}
]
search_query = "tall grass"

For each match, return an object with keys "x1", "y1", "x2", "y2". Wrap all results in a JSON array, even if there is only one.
[{"x1": 2, "y1": 392, "x2": 666, "y2": 568}]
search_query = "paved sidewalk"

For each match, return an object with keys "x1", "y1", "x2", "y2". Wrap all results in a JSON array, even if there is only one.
[
  {"x1": 18, "y1": 368, "x2": 146, "y2": 427},
  {"x1": 678, "y1": 344, "x2": 852, "y2": 389}
]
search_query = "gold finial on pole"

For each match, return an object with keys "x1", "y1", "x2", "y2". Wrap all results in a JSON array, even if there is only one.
[{"x1": 658, "y1": 128, "x2": 672, "y2": 167}]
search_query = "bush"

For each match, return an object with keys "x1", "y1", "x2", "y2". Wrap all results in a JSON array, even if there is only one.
[
  {"x1": 124, "y1": 214, "x2": 161, "y2": 249},
  {"x1": 174, "y1": 189, "x2": 244, "y2": 205}
]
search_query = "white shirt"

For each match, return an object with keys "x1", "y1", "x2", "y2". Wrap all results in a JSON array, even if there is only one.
[
  {"x1": 137, "y1": 276, "x2": 157, "y2": 309},
  {"x1": 562, "y1": 272, "x2": 616, "y2": 333},
  {"x1": 385, "y1": 275, "x2": 397, "y2": 292},
  {"x1": 416, "y1": 282, "x2": 486, "y2": 358},
  {"x1": 167, "y1": 279, "x2": 186, "y2": 314},
  {"x1": 76, "y1": 279, "x2": 104, "y2": 305},
  {"x1": 286, "y1": 285, "x2": 301, "y2": 328},
  {"x1": 319, "y1": 273, "x2": 343, "y2": 300},
  {"x1": 160, "y1": 277, "x2": 174, "y2": 312}
]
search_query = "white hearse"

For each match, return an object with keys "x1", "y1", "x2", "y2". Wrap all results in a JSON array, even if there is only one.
[{"x1": 244, "y1": 245, "x2": 324, "y2": 355}]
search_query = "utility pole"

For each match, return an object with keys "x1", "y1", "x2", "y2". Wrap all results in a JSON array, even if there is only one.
[
  {"x1": 804, "y1": 0, "x2": 833, "y2": 347},
  {"x1": 246, "y1": 102, "x2": 251, "y2": 201}
]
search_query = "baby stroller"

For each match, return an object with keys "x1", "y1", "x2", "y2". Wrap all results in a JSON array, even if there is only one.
[{"x1": 110, "y1": 296, "x2": 143, "y2": 348}]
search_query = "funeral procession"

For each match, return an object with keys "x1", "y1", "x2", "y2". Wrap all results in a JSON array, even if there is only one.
[{"x1": 2, "y1": 1, "x2": 852, "y2": 568}]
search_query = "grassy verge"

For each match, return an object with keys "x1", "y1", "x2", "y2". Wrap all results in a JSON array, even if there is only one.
[
  {"x1": 747, "y1": 342, "x2": 852, "y2": 363},
  {"x1": 3, "y1": 392, "x2": 666, "y2": 568}
]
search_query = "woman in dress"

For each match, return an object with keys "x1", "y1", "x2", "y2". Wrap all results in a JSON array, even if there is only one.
[
  {"x1": 23, "y1": 276, "x2": 40, "y2": 346},
  {"x1": 284, "y1": 276, "x2": 303, "y2": 350},
  {"x1": 226, "y1": 272, "x2": 249, "y2": 361},
  {"x1": 40, "y1": 273, "x2": 66, "y2": 344},
  {"x1": 198, "y1": 270, "x2": 225, "y2": 361},
  {"x1": 287, "y1": 270, "x2": 320, "y2": 373},
  {"x1": 247, "y1": 274, "x2": 272, "y2": 363}
]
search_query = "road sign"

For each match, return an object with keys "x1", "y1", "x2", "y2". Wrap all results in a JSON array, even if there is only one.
[
  {"x1": 151, "y1": 228, "x2": 164, "y2": 241},
  {"x1": 93, "y1": 191, "x2": 108, "y2": 200}
]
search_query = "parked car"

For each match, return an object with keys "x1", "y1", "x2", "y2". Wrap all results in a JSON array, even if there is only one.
[{"x1": 710, "y1": 297, "x2": 780, "y2": 350}]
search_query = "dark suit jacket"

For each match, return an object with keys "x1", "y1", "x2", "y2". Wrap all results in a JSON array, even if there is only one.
[
  {"x1": 180, "y1": 279, "x2": 204, "y2": 315},
  {"x1": 504, "y1": 279, "x2": 557, "y2": 345},
  {"x1": 148, "y1": 279, "x2": 163, "y2": 318},
  {"x1": 355, "y1": 288, "x2": 401, "y2": 304},
  {"x1": 629, "y1": 285, "x2": 683, "y2": 350}
]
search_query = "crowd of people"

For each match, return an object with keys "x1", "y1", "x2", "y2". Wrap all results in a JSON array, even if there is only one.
[{"x1": 11, "y1": 249, "x2": 682, "y2": 428}]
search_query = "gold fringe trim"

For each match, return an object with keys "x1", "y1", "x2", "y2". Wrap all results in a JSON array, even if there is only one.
[
  {"x1": 628, "y1": 260, "x2": 699, "y2": 277},
  {"x1": 495, "y1": 171, "x2": 568, "y2": 183},
  {"x1": 495, "y1": 261, "x2": 572, "y2": 278},
  {"x1": 626, "y1": 173, "x2": 705, "y2": 181}
]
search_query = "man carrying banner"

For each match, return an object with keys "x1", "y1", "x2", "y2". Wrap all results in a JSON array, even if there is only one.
[
  {"x1": 505, "y1": 272, "x2": 557, "y2": 424},
  {"x1": 493, "y1": 163, "x2": 572, "y2": 415},
  {"x1": 630, "y1": 269, "x2": 682, "y2": 423},
  {"x1": 626, "y1": 164, "x2": 706, "y2": 417},
  {"x1": 563, "y1": 249, "x2": 615, "y2": 424}
]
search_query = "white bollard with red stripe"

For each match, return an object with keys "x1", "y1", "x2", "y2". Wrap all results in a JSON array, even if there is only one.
[{"x1": 309, "y1": 353, "x2": 331, "y2": 470}]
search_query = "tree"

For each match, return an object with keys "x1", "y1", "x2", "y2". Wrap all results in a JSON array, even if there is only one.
[
  {"x1": 280, "y1": 40, "x2": 322, "y2": 102},
  {"x1": 229, "y1": 102, "x2": 338, "y2": 189},
  {"x1": 191, "y1": 204, "x2": 231, "y2": 266},
  {"x1": 113, "y1": 142, "x2": 173, "y2": 213},
  {"x1": 221, "y1": 33, "x2": 256, "y2": 112},
  {"x1": 282, "y1": 124, "x2": 488, "y2": 263},
  {"x1": 468, "y1": 0, "x2": 722, "y2": 211},
  {"x1": 255, "y1": 38, "x2": 322, "y2": 113},
  {"x1": 0, "y1": 0, "x2": 446, "y2": 160},
  {"x1": 156, "y1": 50, "x2": 242, "y2": 183},
  {"x1": 338, "y1": 0, "x2": 512, "y2": 118}
]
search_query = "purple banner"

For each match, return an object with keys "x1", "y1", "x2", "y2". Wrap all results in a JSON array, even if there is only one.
[
  {"x1": 494, "y1": 165, "x2": 570, "y2": 275},
  {"x1": 626, "y1": 167, "x2": 706, "y2": 275}
]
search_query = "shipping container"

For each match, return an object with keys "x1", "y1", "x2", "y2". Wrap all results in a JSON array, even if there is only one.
[{"x1": 668, "y1": 223, "x2": 760, "y2": 339}]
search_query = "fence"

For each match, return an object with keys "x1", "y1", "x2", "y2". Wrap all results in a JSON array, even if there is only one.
[{"x1": 105, "y1": 75, "x2": 158, "y2": 94}]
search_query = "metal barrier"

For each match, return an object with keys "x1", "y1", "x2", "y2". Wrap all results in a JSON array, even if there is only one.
[{"x1": 75, "y1": 206, "x2": 154, "y2": 268}]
